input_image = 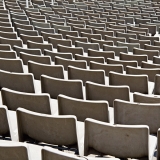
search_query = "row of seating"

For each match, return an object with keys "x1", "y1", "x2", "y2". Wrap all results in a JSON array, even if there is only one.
[{"x1": 1, "y1": 0, "x2": 160, "y2": 159}]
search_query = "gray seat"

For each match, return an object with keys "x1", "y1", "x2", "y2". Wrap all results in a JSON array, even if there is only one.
[
  {"x1": 41, "y1": 75, "x2": 83, "y2": 99},
  {"x1": 58, "y1": 94, "x2": 109, "y2": 122},
  {"x1": 103, "y1": 44, "x2": 128, "y2": 56},
  {"x1": 107, "y1": 58, "x2": 137, "y2": 71},
  {"x1": 114, "y1": 99, "x2": 160, "y2": 135},
  {"x1": 0, "y1": 70, "x2": 35, "y2": 93},
  {"x1": 0, "y1": 143, "x2": 29, "y2": 160},
  {"x1": 75, "y1": 54, "x2": 104, "y2": 66},
  {"x1": 68, "y1": 66, "x2": 105, "y2": 86},
  {"x1": 19, "y1": 52, "x2": 51, "y2": 65},
  {"x1": 13, "y1": 46, "x2": 42, "y2": 56},
  {"x1": 57, "y1": 44, "x2": 83, "y2": 58},
  {"x1": 17, "y1": 108, "x2": 80, "y2": 154},
  {"x1": 88, "y1": 49, "x2": 114, "y2": 62},
  {"x1": 126, "y1": 66, "x2": 160, "y2": 82},
  {"x1": 133, "y1": 47, "x2": 159, "y2": 60},
  {"x1": 55, "y1": 56, "x2": 87, "y2": 71},
  {"x1": 44, "y1": 49, "x2": 72, "y2": 61},
  {"x1": 117, "y1": 41, "x2": 140, "y2": 52},
  {"x1": 75, "y1": 41, "x2": 99, "y2": 53},
  {"x1": 84, "y1": 118, "x2": 156, "y2": 160},
  {"x1": 86, "y1": 81, "x2": 130, "y2": 107},
  {"x1": 42, "y1": 147, "x2": 86, "y2": 160},
  {"x1": 90, "y1": 61, "x2": 123, "y2": 76},
  {"x1": 28, "y1": 61, "x2": 64, "y2": 80},
  {"x1": 134, "y1": 92, "x2": 160, "y2": 103},
  {"x1": 0, "y1": 58, "x2": 23, "y2": 73},
  {"x1": 1, "y1": 88, "x2": 51, "y2": 114},
  {"x1": 120, "y1": 52, "x2": 148, "y2": 66},
  {"x1": 27, "y1": 41, "x2": 53, "y2": 54},
  {"x1": 109, "y1": 71, "x2": 149, "y2": 93}
]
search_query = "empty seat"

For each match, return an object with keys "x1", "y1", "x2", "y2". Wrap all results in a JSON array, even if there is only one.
[
  {"x1": 55, "y1": 56, "x2": 87, "y2": 70},
  {"x1": 19, "y1": 52, "x2": 51, "y2": 65},
  {"x1": 114, "y1": 99, "x2": 160, "y2": 135},
  {"x1": 86, "y1": 81, "x2": 129, "y2": 107},
  {"x1": 41, "y1": 31, "x2": 62, "y2": 41},
  {"x1": 48, "y1": 37, "x2": 72, "y2": 48},
  {"x1": 68, "y1": 66, "x2": 105, "y2": 85},
  {"x1": 52, "y1": 24, "x2": 71, "y2": 33},
  {"x1": 0, "y1": 37, "x2": 22, "y2": 48},
  {"x1": 0, "y1": 70, "x2": 35, "y2": 93},
  {"x1": 66, "y1": 35, "x2": 88, "y2": 45},
  {"x1": 139, "y1": 35, "x2": 159, "y2": 45},
  {"x1": 58, "y1": 29, "x2": 78, "y2": 39},
  {"x1": 117, "y1": 41, "x2": 140, "y2": 52},
  {"x1": 0, "y1": 143, "x2": 29, "y2": 160},
  {"x1": 120, "y1": 52, "x2": 148, "y2": 66},
  {"x1": 17, "y1": 108, "x2": 80, "y2": 154},
  {"x1": 20, "y1": 34, "x2": 43, "y2": 44},
  {"x1": 28, "y1": 61, "x2": 64, "y2": 80},
  {"x1": 84, "y1": 118, "x2": 155, "y2": 159},
  {"x1": 0, "y1": 50, "x2": 17, "y2": 59},
  {"x1": 41, "y1": 75, "x2": 83, "y2": 99},
  {"x1": 88, "y1": 49, "x2": 114, "y2": 62},
  {"x1": 57, "y1": 44, "x2": 83, "y2": 58},
  {"x1": 27, "y1": 41, "x2": 53, "y2": 54},
  {"x1": 103, "y1": 44, "x2": 128, "y2": 56},
  {"x1": 44, "y1": 49, "x2": 72, "y2": 61},
  {"x1": 0, "y1": 31, "x2": 17, "y2": 39},
  {"x1": 75, "y1": 41, "x2": 99, "y2": 53},
  {"x1": 75, "y1": 54, "x2": 104, "y2": 66},
  {"x1": 139, "y1": 23, "x2": 156, "y2": 36},
  {"x1": 1, "y1": 88, "x2": 51, "y2": 114},
  {"x1": 109, "y1": 71, "x2": 149, "y2": 93},
  {"x1": 134, "y1": 47, "x2": 159, "y2": 60},
  {"x1": 58, "y1": 94, "x2": 109, "y2": 122},
  {"x1": 17, "y1": 28, "x2": 38, "y2": 37},
  {"x1": 0, "y1": 58, "x2": 23, "y2": 73},
  {"x1": 134, "y1": 92, "x2": 160, "y2": 103},
  {"x1": 42, "y1": 147, "x2": 87, "y2": 160},
  {"x1": 116, "y1": 31, "x2": 136, "y2": 42},
  {"x1": 13, "y1": 46, "x2": 41, "y2": 56}
]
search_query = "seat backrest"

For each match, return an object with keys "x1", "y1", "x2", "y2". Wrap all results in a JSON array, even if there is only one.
[
  {"x1": 86, "y1": 81, "x2": 130, "y2": 107},
  {"x1": 133, "y1": 47, "x2": 159, "y2": 60},
  {"x1": 42, "y1": 147, "x2": 85, "y2": 160},
  {"x1": 103, "y1": 44, "x2": 128, "y2": 56},
  {"x1": 17, "y1": 108, "x2": 78, "y2": 147},
  {"x1": 58, "y1": 94, "x2": 109, "y2": 122},
  {"x1": 114, "y1": 99, "x2": 160, "y2": 134},
  {"x1": 57, "y1": 44, "x2": 83, "y2": 58},
  {"x1": 19, "y1": 52, "x2": 51, "y2": 65},
  {"x1": 68, "y1": 66, "x2": 105, "y2": 86},
  {"x1": 0, "y1": 105, "x2": 10, "y2": 138},
  {"x1": 134, "y1": 92, "x2": 160, "y2": 103},
  {"x1": 55, "y1": 56, "x2": 87, "y2": 71},
  {"x1": 1, "y1": 88, "x2": 51, "y2": 114},
  {"x1": 27, "y1": 41, "x2": 53, "y2": 54},
  {"x1": 84, "y1": 118, "x2": 149, "y2": 158},
  {"x1": 41, "y1": 75, "x2": 83, "y2": 99},
  {"x1": 109, "y1": 71, "x2": 148, "y2": 93},
  {"x1": 44, "y1": 49, "x2": 72, "y2": 61},
  {"x1": 28, "y1": 60, "x2": 64, "y2": 80},
  {"x1": 13, "y1": 46, "x2": 41, "y2": 56},
  {"x1": 0, "y1": 144, "x2": 29, "y2": 160},
  {"x1": 75, "y1": 41, "x2": 99, "y2": 53},
  {"x1": 0, "y1": 70, "x2": 35, "y2": 93},
  {"x1": 126, "y1": 66, "x2": 160, "y2": 82}
]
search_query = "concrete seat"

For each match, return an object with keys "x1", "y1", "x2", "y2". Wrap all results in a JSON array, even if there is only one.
[
  {"x1": 1, "y1": 88, "x2": 51, "y2": 114},
  {"x1": 68, "y1": 66, "x2": 105, "y2": 86},
  {"x1": 41, "y1": 75, "x2": 83, "y2": 99},
  {"x1": 58, "y1": 94, "x2": 109, "y2": 122},
  {"x1": 109, "y1": 71, "x2": 149, "y2": 93},
  {"x1": 19, "y1": 52, "x2": 51, "y2": 65},
  {"x1": 55, "y1": 56, "x2": 87, "y2": 70},
  {"x1": 84, "y1": 118, "x2": 156, "y2": 160},
  {"x1": 17, "y1": 108, "x2": 81, "y2": 154}
]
